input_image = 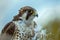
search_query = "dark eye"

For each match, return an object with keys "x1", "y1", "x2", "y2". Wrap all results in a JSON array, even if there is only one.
[
  {"x1": 28, "y1": 10, "x2": 33, "y2": 14},
  {"x1": 28, "y1": 10, "x2": 31, "y2": 12}
]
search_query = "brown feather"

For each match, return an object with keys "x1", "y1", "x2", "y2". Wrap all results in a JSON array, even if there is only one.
[{"x1": 1, "y1": 22, "x2": 15, "y2": 36}]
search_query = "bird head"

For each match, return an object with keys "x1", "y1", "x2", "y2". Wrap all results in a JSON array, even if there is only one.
[
  {"x1": 13, "y1": 6, "x2": 38, "y2": 22},
  {"x1": 19, "y1": 6, "x2": 38, "y2": 21}
]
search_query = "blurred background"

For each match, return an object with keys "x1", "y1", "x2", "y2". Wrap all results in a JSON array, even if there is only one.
[{"x1": 0, "y1": 0, "x2": 60, "y2": 32}]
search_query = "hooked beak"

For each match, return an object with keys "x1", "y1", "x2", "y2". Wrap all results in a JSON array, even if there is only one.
[{"x1": 35, "y1": 14, "x2": 38, "y2": 17}]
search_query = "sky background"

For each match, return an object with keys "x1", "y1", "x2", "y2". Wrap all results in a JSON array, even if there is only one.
[{"x1": 0, "y1": 0, "x2": 60, "y2": 32}]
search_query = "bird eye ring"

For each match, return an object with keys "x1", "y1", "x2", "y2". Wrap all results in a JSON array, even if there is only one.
[{"x1": 30, "y1": 10, "x2": 33, "y2": 13}]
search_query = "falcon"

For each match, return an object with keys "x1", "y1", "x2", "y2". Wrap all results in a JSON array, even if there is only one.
[{"x1": 1, "y1": 6, "x2": 38, "y2": 40}]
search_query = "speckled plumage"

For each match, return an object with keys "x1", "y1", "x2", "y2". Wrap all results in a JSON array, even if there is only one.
[
  {"x1": 1, "y1": 6, "x2": 39, "y2": 40},
  {"x1": 12, "y1": 20, "x2": 36, "y2": 40}
]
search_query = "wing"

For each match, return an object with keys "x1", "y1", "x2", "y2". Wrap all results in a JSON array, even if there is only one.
[
  {"x1": 1, "y1": 22, "x2": 15, "y2": 35},
  {"x1": 0, "y1": 22, "x2": 16, "y2": 40}
]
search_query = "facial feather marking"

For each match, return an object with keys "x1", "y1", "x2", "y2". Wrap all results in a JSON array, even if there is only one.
[
  {"x1": 26, "y1": 10, "x2": 33, "y2": 20},
  {"x1": 19, "y1": 11, "x2": 28, "y2": 20}
]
